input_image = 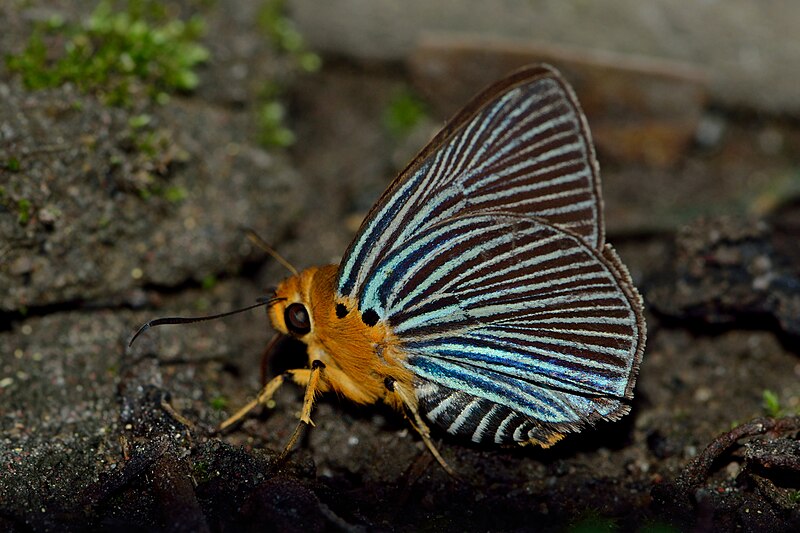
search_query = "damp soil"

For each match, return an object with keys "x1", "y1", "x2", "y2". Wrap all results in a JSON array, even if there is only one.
[{"x1": 2, "y1": 4, "x2": 800, "y2": 532}]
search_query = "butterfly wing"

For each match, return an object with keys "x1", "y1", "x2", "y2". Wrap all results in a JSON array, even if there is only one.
[
  {"x1": 335, "y1": 65, "x2": 645, "y2": 444},
  {"x1": 338, "y1": 65, "x2": 604, "y2": 299},
  {"x1": 356, "y1": 212, "x2": 645, "y2": 444}
]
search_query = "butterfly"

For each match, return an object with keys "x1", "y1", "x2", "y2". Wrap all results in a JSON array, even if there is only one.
[{"x1": 135, "y1": 64, "x2": 646, "y2": 473}]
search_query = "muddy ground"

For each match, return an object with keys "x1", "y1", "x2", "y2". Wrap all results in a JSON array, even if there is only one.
[{"x1": 1, "y1": 2, "x2": 799, "y2": 532}]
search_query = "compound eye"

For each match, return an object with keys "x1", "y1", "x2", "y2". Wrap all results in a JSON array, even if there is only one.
[{"x1": 284, "y1": 303, "x2": 311, "y2": 335}]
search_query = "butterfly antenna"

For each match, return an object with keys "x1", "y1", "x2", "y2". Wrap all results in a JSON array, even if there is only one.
[
  {"x1": 129, "y1": 296, "x2": 284, "y2": 347},
  {"x1": 245, "y1": 228, "x2": 299, "y2": 277}
]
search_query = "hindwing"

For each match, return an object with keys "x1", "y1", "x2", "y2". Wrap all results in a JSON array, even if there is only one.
[{"x1": 355, "y1": 213, "x2": 644, "y2": 441}]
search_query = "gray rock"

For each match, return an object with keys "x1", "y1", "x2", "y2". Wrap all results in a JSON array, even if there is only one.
[{"x1": 288, "y1": 0, "x2": 800, "y2": 114}]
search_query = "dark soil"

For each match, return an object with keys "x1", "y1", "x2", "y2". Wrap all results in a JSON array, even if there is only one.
[{"x1": 1, "y1": 3, "x2": 799, "y2": 532}]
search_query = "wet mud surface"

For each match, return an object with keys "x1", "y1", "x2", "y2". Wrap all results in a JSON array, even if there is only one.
[{"x1": 2, "y1": 3, "x2": 799, "y2": 532}]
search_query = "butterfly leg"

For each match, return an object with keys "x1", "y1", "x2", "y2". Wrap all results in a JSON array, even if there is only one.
[
  {"x1": 218, "y1": 368, "x2": 313, "y2": 431},
  {"x1": 280, "y1": 360, "x2": 325, "y2": 458},
  {"x1": 392, "y1": 382, "x2": 457, "y2": 477}
]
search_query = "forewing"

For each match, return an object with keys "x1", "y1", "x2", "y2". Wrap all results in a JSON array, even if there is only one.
[
  {"x1": 358, "y1": 213, "x2": 645, "y2": 443},
  {"x1": 337, "y1": 65, "x2": 603, "y2": 300}
]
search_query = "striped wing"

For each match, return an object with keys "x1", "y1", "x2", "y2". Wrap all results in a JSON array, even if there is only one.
[
  {"x1": 334, "y1": 65, "x2": 645, "y2": 444},
  {"x1": 356, "y1": 213, "x2": 644, "y2": 444},
  {"x1": 338, "y1": 65, "x2": 603, "y2": 299}
]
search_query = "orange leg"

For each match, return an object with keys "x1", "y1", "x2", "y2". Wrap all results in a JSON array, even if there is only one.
[
  {"x1": 218, "y1": 368, "x2": 313, "y2": 432},
  {"x1": 219, "y1": 363, "x2": 327, "y2": 460},
  {"x1": 279, "y1": 361, "x2": 325, "y2": 458},
  {"x1": 392, "y1": 382, "x2": 457, "y2": 477}
]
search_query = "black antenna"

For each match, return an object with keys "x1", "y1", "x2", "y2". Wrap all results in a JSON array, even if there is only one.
[{"x1": 129, "y1": 296, "x2": 285, "y2": 347}]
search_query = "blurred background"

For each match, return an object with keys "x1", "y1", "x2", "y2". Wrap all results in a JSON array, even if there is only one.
[{"x1": 1, "y1": 1, "x2": 798, "y2": 531}]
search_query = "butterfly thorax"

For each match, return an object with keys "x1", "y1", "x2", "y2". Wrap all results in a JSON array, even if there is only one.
[{"x1": 269, "y1": 264, "x2": 415, "y2": 412}]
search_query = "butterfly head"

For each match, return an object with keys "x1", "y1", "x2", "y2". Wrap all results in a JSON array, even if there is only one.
[
  {"x1": 267, "y1": 267, "x2": 319, "y2": 338},
  {"x1": 267, "y1": 264, "x2": 356, "y2": 338}
]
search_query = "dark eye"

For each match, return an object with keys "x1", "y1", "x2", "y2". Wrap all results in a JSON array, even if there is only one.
[{"x1": 284, "y1": 303, "x2": 311, "y2": 335}]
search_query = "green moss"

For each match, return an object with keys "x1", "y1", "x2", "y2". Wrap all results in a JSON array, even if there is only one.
[
  {"x1": 136, "y1": 178, "x2": 155, "y2": 200},
  {"x1": 201, "y1": 274, "x2": 218, "y2": 290},
  {"x1": 209, "y1": 395, "x2": 227, "y2": 410},
  {"x1": 136, "y1": 181, "x2": 188, "y2": 203},
  {"x1": 117, "y1": 115, "x2": 191, "y2": 201},
  {"x1": 762, "y1": 389, "x2": 781, "y2": 417},
  {"x1": 760, "y1": 389, "x2": 798, "y2": 417},
  {"x1": 17, "y1": 198, "x2": 32, "y2": 225},
  {"x1": 568, "y1": 514, "x2": 617, "y2": 533},
  {"x1": 258, "y1": 0, "x2": 320, "y2": 73},
  {"x1": 128, "y1": 113, "x2": 152, "y2": 129},
  {"x1": 3, "y1": 157, "x2": 21, "y2": 172},
  {"x1": 257, "y1": 99, "x2": 295, "y2": 147},
  {"x1": 383, "y1": 89, "x2": 428, "y2": 138},
  {"x1": 191, "y1": 459, "x2": 217, "y2": 484},
  {"x1": 254, "y1": 0, "x2": 320, "y2": 149},
  {"x1": 162, "y1": 185, "x2": 187, "y2": 203},
  {"x1": 6, "y1": 0, "x2": 209, "y2": 107}
]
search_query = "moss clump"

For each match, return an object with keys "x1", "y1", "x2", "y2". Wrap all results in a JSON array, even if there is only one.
[
  {"x1": 255, "y1": 0, "x2": 320, "y2": 148},
  {"x1": 257, "y1": 97, "x2": 295, "y2": 148},
  {"x1": 3, "y1": 157, "x2": 21, "y2": 172},
  {"x1": 201, "y1": 274, "x2": 218, "y2": 290},
  {"x1": 209, "y1": 395, "x2": 227, "y2": 411},
  {"x1": 762, "y1": 389, "x2": 782, "y2": 417},
  {"x1": 258, "y1": 0, "x2": 320, "y2": 74},
  {"x1": 17, "y1": 198, "x2": 33, "y2": 225},
  {"x1": 383, "y1": 89, "x2": 428, "y2": 138},
  {"x1": 6, "y1": 0, "x2": 209, "y2": 107}
]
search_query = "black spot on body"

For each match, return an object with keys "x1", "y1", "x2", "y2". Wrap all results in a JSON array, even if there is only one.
[
  {"x1": 361, "y1": 309, "x2": 379, "y2": 327},
  {"x1": 384, "y1": 377, "x2": 396, "y2": 391},
  {"x1": 335, "y1": 303, "x2": 348, "y2": 318}
]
